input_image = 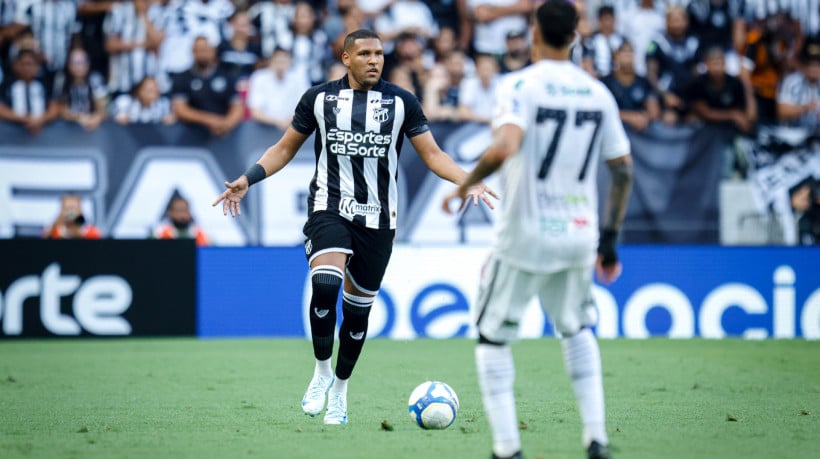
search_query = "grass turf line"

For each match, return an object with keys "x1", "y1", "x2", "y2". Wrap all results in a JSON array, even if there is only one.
[{"x1": 0, "y1": 339, "x2": 817, "y2": 459}]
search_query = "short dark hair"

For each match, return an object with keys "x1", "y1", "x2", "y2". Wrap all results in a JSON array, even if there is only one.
[
  {"x1": 343, "y1": 29, "x2": 381, "y2": 53},
  {"x1": 535, "y1": 0, "x2": 579, "y2": 49},
  {"x1": 598, "y1": 5, "x2": 615, "y2": 18}
]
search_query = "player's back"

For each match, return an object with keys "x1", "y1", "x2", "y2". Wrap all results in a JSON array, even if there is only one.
[{"x1": 492, "y1": 59, "x2": 630, "y2": 273}]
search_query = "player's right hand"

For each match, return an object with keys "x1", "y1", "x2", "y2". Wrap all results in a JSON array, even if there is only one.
[{"x1": 212, "y1": 176, "x2": 249, "y2": 217}]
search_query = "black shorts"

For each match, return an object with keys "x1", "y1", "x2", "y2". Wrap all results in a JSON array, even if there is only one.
[{"x1": 302, "y1": 211, "x2": 395, "y2": 294}]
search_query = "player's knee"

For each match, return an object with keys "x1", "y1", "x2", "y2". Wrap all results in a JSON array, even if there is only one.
[
  {"x1": 342, "y1": 291, "x2": 373, "y2": 330},
  {"x1": 311, "y1": 265, "x2": 343, "y2": 305}
]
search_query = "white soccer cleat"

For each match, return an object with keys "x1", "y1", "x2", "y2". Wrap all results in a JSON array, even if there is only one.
[
  {"x1": 323, "y1": 390, "x2": 348, "y2": 425},
  {"x1": 301, "y1": 373, "x2": 334, "y2": 416}
]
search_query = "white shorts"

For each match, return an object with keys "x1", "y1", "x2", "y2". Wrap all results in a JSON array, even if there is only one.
[{"x1": 475, "y1": 255, "x2": 598, "y2": 342}]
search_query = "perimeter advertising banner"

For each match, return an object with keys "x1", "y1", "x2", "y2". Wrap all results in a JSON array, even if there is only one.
[
  {"x1": 197, "y1": 245, "x2": 820, "y2": 339},
  {"x1": 0, "y1": 240, "x2": 196, "y2": 338}
]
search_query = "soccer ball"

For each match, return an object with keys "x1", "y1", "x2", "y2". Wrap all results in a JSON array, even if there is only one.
[{"x1": 407, "y1": 381, "x2": 460, "y2": 429}]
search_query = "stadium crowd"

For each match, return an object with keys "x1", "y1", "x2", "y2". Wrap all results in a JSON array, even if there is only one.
[{"x1": 0, "y1": 0, "x2": 818, "y2": 243}]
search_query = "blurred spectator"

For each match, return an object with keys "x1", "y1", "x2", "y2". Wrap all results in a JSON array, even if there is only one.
[
  {"x1": 290, "y1": 1, "x2": 330, "y2": 85},
  {"x1": 741, "y1": 8, "x2": 800, "y2": 125},
  {"x1": 219, "y1": 9, "x2": 261, "y2": 119},
  {"x1": 44, "y1": 193, "x2": 102, "y2": 239},
  {"x1": 76, "y1": 0, "x2": 116, "y2": 79},
  {"x1": 686, "y1": 0, "x2": 744, "y2": 61},
  {"x1": 218, "y1": 10, "x2": 262, "y2": 82},
  {"x1": 171, "y1": 36, "x2": 243, "y2": 136},
  {"x1": 467, "y1": 0, "x2": 530, "y2": 56},
  {"x1": 602, "y1": 41, "x2": 660, "y2": 131},
  {"x1": 356, "y1": 0, "x2": 393, "y2": 17},
  {"x1": 776, "y1": 39, "x2": 820, "y2": 130},
  {"x1": 325, "y1": 61, "x2": 347, "y2": 81},
  {"x1": 572, "y1": 0, "x2": 598, "y2": 76},
  {"x1": 374, "y1": 0, "x2": 439, "y2": 44},
  {"x1": 423, "y1": 62, "x2": 459, "y2": 121},
  {"x1": 457, "y1": 53, "x2": 498, "y2": 123},
  {"x1": 646, "y1": 6, "x2": 700, "y2": 125},
  {"x1": 619, "y1": 0, "x2": 664, "y2": 76},
  {"x1": 57, "y1": 47, "x2": 108, "y2": 131},
  {"x1": 248, "y1": 47, "x2": 309, "y2": 131},
  {"x1": 5, "y1": 27, "x2": 45, "y2": 92},
  {"x1": 586, "y1": 5, "x2": 625, "y2": 77},
  {"x1": 249, "y1": 0, "x2": 295, "y2": 58},
  {"x1": 329, "y1": 1, "x2": 370, "y2": 57},
  {"x1": 388, "y1": 65, "x2": 418, "y2": 95},
  {"x1": 688, "y1": 47, "x2": 755, "y2": 132},
  {"x1": 151, "y1": 192, "x2": 209, "y2": 246},
  {"x1": 384, "y1": 32, "x2": 427, "y2": 98},
  {"x1": 0, "y1": 0, "x2": 20, "y2": 74},
  {"x1": 112, "y1": 76, "x2": 175, "y2": 124},
  {"x1": 104, "y1": 0, "x2": 164, "y2": 96},
  {"x1": 12, "y1": 0, "x2": 77, "y2": 87},
  {"x1": 790, "y1": 0, "x2": 819, "y2": 39},
  {"x1": 498, "y1": 28, "x2": 530, "y2": 73},
  {"x1": 420, "y1": 0, "x2": 472, "y2": 50},
  {"x1": 794, "y1": 178, "x2": 820, "y2": 245},
  {"x1": 0, "y1": 49, "x2": 59, "y2": 134},
  {"x1": 155, "y1": 0, "x2": 234, "y2": 76},
  {"x1": 687, "y1": 47, "x2": 755, "y2": 178},
  {"x1": 423, "y1": 25, "x2": 457, "y2": 68}
]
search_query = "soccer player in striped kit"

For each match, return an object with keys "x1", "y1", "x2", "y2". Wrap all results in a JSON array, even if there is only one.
[{"x1": 213, "y1": 29, "x2": 497, "y2": 425}]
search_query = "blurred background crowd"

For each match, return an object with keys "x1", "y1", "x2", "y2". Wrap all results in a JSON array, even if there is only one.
[{"x1": 1, "y1": 0, "x2": 819, "y2": 244}]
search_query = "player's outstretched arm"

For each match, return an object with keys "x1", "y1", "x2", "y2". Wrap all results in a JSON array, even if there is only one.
[
  {"x1": 440, "y1": 124, "x2": 521, "y2": 214},
  {"x1": 596, "y1": 154, "x2": 634, "y2": 284},
  {"x1": 212, "y1": 127, "x2": 309, "y2": 217},
  {"x1": 410, "y1": 131, "x2": 499, "y2": 211}
]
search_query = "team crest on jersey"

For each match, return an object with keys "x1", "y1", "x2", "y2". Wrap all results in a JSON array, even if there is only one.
[
  {"x1": 305, "y1": 239, "x2": 312, "y2": 255},
  {"x1": 372, "y1": 108, "x2": 389, "y2": 123},
  {"x1": 211, "y1": 76, "x2": 227, "y2": 93},
  {"x1": 333, "y1": 107, "x2": 341, "y2": 115}
]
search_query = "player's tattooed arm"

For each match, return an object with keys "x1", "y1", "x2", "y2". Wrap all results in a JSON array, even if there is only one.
[{"x1": 603, "y1": 155, "x2": 633, "y2": 232}]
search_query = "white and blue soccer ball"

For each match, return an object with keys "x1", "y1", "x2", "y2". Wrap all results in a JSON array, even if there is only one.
[{"x1": 407, "y1": 381, "x2": 460, "y2": 429}]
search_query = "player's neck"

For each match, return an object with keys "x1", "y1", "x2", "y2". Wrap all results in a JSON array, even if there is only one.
[{"x1": 533, "y1": 45, "x2": 571, "y2": 63}]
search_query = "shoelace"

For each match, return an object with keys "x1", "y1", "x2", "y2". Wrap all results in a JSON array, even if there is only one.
[
  {"x1": 326, "y1": 392, "x2": 346, "y2": 415},
  {"x1": 306, "y1": 376, "x2": 331, "y2": 399}
]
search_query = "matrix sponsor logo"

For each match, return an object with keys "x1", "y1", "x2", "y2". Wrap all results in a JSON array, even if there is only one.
[
  {"x1": 339, "y1": 197, "x2": 381, "y2": 218},
  {"x1": 327, "y1": 128, "x2": 392, "y2": 157},
  {"x1": 0, "y1": 263, "x2": 132, "y2": 336}
]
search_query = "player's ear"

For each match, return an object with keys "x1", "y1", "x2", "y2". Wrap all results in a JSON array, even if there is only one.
[{"x1": 341, "y1": 51, "x2": 350, "y2": 67}]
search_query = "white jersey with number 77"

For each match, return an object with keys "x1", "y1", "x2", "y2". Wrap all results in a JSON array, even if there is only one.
[{"x1": 491, "y1": 59, "x2": 630, "y2": 273}]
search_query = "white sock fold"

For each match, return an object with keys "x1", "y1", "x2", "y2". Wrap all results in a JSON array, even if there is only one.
[
  {"x1": 476, "y1": 344, "x2": 520, "y2": 457},
  {"x1": 561, "y1": 328, "x2": 608, "y2": 447},
  {"x1": 315, "y1": 358, "x2": 333, "y2": 377}
]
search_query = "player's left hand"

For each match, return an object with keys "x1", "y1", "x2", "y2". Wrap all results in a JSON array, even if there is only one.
[{"x1": 595, "y1": 255, "x2": 623, "y2": 285}]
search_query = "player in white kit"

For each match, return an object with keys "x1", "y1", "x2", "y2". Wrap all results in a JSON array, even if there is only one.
[{"x1": 442, "y1": 1, "x2": 634, "y2": 458}]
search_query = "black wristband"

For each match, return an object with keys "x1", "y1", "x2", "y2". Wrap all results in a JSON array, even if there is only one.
[
  {"x1": 597, "y1": 228, "x2": 619, "y2": 267},
  {"x1": 242, "y1": 164, "x2": 266, "y2": 186}
]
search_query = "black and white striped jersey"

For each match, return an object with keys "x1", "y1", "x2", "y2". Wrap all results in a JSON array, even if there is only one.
[
  {"x1": 103, "y1": 1, "x2": 161, "y2": 94},
  {"x1": 292, "y1": 75, "x2": 430, "y2": 230},
  {"x1": 0, "y1": 77, "x2": 52, "y2": 117},
  {"x1": 14, "y1": 0, "x2": 77, "y2": 73},
  {"x1": 247, "y1": 0, "x2": 294, "y2": 58}
]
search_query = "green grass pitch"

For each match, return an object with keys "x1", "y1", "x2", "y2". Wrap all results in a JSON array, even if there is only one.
[{"x1": 1, "y1": 339, "x2": 817, "y2": 459}]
